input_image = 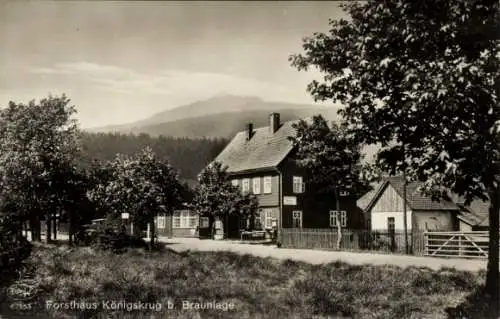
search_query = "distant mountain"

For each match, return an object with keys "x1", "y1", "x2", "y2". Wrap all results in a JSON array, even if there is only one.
[
  {"x1": 87, "y1": 94, "x2": 338, "y2": 134},
  {"x1": 85, "y1": 94, "x2": 378, "y2": 162},
  {"x1": 108, "y1": 107, "x2": 339, "y2": 138}
]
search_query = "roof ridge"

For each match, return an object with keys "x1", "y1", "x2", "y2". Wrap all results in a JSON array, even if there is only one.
[
  {"x1": 363, "y1": 176, "x2": 460, "y2": 212},
  {"x1": 213, "y1": 116, "x2": 298, "y2": 173},
  {"x1": 234, "y1": 118, "x2": 302, "y2": 134}
]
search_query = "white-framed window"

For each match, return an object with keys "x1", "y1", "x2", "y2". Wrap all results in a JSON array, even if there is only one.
[
  {"x1": 189, "y1": 214, "x2": 199, "y2": 228},
  {"x1": 330, "y1": 210, "x2": 347, "y2": 228},
  {"x1": 264, "y1": 209, "x2": 274, "y2": 229},
  {"x1": 242, "y1": 178, "x2": 250, "y2": 193},
  {"x1": 173, "y1": 211, "x2": 181, "y2": 228},
  {"x1": 200, "y1": 217, "x2": 209, "y2": 228},
  {"x1": 231, "y1": 179, "x2": 239, "y2": 187},
  {"x1": 181, "y1": 211, "x2": 190, "y2": 228},
  {"x1": 252, "y1": 177, "x2": 261, "y2": 194},
  {"x1": 156, "y1": 215, "x2": 166, "y2": 229},
  {"x1": 263, "y1": 176, "x2": 272, "y2": 194},
  {"x1": 292, "y1": 210, "x2": 302, "y2": 228},
  {"x1": 173, "y1": 210, "x2": 198, "y2": 228},
  {"x1": 293, "y1": 176, "x2": 305, "y2": 193}
]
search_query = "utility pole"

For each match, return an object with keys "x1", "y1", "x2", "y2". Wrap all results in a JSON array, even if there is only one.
[{"x1": 402, "y1": 142, "x2": 409, "y2": 254}]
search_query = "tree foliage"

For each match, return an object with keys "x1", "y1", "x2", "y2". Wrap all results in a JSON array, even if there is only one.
[
  {"x1": 88, "y1": 147, "x2": 183, "y2": 247},
  {"x1": 290, "y1": 0, "x2": 500, "y2": 310},
  {"x1": 0, "y1": 95, "x2": 81, "y2": 242},
  {"x1": 191, "y1": 162, "x2": 258, "y2": 227},
  {"x1": 289, "y1": 115, "x2": 373, "y2": 199}
]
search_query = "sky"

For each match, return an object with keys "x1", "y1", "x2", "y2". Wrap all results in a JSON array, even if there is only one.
[{"x1": 0, "y1": 1, "x2": 347, "y2": 128}]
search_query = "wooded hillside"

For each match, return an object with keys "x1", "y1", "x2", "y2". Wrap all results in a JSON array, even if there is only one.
[{"x1": 79, "y1": 132, "x2": 229, "y2": 181}]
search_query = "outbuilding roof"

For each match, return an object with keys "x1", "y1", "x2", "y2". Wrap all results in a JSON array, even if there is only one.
[{"x1": 357, "y1": 176, "x2": 459, "y2": 212}]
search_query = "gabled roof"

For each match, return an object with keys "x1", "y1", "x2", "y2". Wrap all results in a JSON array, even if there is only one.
[
  {"x1": 441, "y1": 193, "x2": 490, "y2": 228},
  {"x1": 457, "y1": 200, "x2": 490, "y2": 227},
  {"x1": 357, "y1": 176, "x2": 495, "y2": 228},
  {"x1": 213, "y1": 118, "x2": 310, "y2": 174},
  {"x1": 358, "y1": 176, "x2": 459, "y2": 212},
  {"x1": 357, "y1": 182, "x2": 383, "y2": 211}
]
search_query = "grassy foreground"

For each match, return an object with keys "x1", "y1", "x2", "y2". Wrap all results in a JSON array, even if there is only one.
[{"x1": 0, "y1": 243, "x2": 491, "y2": 319}]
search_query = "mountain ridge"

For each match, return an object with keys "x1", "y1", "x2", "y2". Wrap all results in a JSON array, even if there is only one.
[
  {"x1": 87, "y1": 94, "x2": 336, "y2": 133},
  {"x1": 84, "y1": 94, "x2": 378, "y2": 162}
]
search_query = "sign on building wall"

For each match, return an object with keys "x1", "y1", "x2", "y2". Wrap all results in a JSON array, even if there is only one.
[{"x1": 283, "y1": 196, "x2": 297, "y2": 206}]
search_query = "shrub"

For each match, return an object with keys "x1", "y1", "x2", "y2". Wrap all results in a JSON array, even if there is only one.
[
  {"x1": 0, "y1": 233, "x2": 32, "y2": 270},
  {"x1": 75, "y1": 219, "x2": 147, "y2": 253}
]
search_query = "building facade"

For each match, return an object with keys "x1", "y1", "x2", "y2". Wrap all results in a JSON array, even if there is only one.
[
  {"x1": 212, "y1": 112, "x2": 364, "y2": 239},
  {"x1": 358, "y1": 176, "x2": 461, "y2": 233},
  {"x1": 357, "y1": 176, "x2": 495, "y2": 234},
  {"x1": 155, "y1": 209, "x2": 199, "y2": 238}
]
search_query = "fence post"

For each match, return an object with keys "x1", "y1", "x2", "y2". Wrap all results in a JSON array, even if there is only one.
[
  {"x1": 424, "y1": 232, "x2": 428, "y2": 255},
  {"x1": 458, "y1": 235, "x2": 462, "y2": 257},
  {"x1": 323, "y1": 230, "x2": 327, "y2": 249}
]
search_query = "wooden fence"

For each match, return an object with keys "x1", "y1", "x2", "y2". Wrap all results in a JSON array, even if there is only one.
[
  {"x1": 424, "y1": 231, "x2": 491, "y2": 259},
  {"x1": 281, "y1": 228, "x2": 426, "y2": 255}
]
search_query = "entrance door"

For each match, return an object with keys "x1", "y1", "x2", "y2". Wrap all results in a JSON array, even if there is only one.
[
  {"x1": 388, "y1": 217, "x2": 396, "y2": 251},
  {"x1": 225, "y1": 214, "x2": 241, "y2": 239},
  {"x1": 198, "y1": 216, "x2": 211, "y2": 239}
]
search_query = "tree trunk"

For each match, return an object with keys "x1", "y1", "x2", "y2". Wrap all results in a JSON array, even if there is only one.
[
  {"x1": 35, "y1": 215, "x2": 41, "y2": 242},
  {"x1": 52, "y1": 212, "x2": 57, "y2": 241},
  {"x1": 29, "y1": 217, "x2": 37, "y2": 242},
  {"x1": 23, "y1": 220, "x2": 28, "y2": 238},
  {"x1": 46, "y1": 211, "x2": 52, "y2": 243},
  {"x1": 17, "y1": 221, "x2": 22, "y2": 243},
  {"x1": 485, "y1": 186, "x2": 499, "y2": 315},
  {"x1": 225, "y1": 214, "x2": 228, "y2": 239},
  {"x1": 209, "y1": 216, "x2": 215, "y2": 239},
  {"x1": 249, "y1": 214, "x2": 255, "y2": 230},
  {"x1": 334, "y1": 186, "x2": 342, "y2": 250},
  {"x1": 150, "y1": 216, "x2": 156, "y2": 249},
  {"x1": 68, "y1": 210, "x2": 73, "y2": 245}
]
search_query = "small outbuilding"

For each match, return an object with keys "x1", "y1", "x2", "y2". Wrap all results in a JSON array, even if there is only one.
[{"x1": 357, "y1": 176, "x2": 460, "y2": 232}]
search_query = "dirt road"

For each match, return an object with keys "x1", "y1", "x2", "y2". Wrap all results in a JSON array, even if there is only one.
[{"x1": 160, "y1": 237, "x2": 488, "y2": 272}]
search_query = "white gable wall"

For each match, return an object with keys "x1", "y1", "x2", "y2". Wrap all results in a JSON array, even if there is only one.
[
  {"x1": 371, "y1": 211, "x2": 413, "y2": 231},
  {"x1": 371, "y1": 184, "x2": 412, "y2": 231}
]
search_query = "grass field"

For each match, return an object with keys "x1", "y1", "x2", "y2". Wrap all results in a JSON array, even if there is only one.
[{"x1": 0, "y1": 243, "x2": 495, "y2": 319}]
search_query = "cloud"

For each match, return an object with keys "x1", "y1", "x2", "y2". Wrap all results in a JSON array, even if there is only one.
[
  {"x1": 22, "y1": 61, "x2": 324, "y2": 127},
  {"x1": 30, "y1": 62, "x2": 166, "y2": 95},
  {"x1": 31, "y1": 62, "x2": 134, "y2": 78},
  {"x1": 29, "y1": 61, "x2": 313, "y2": 103}
]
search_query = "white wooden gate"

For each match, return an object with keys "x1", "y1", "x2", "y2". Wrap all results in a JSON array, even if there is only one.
[{"x1": 424, "y1": 231, "x2": 490, "y2": 259}]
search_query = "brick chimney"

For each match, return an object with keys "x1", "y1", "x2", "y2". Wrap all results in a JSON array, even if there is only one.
[
  {"x1": 246, "y1": 123, "x2": 253, "y2": 140},
  {"x1": 269, "y1": 112, "x2": 280, "y2": 133}
]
